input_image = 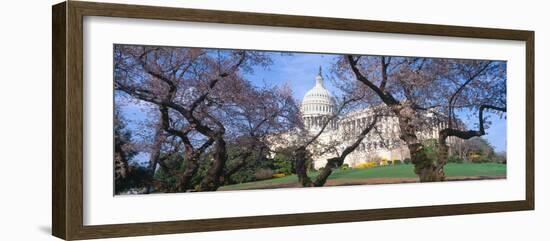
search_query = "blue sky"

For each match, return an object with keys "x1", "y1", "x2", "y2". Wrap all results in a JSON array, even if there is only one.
[
  {"x1": 243, "y1": 52, "x2": 342, "y2": 99},
  {"x1": 242, "y1": 53, "x2": 507, "y2": 152}
]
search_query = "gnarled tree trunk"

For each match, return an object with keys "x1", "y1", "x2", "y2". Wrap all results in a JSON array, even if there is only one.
[
  {"x1": 393, "y1": 105, "x2": 440, "y2": 182},
  {"x1": 294, "y1": 146, "x2": 313, "y2": 187},
  {"x1": 313, "y1": 157, "x2": 343, "y2": 187},
  {"x1": 435, "y1": 139, "x2": 449, "y2": 181},
  {"x1": 175, "y1": 145, "x2": 201, "y2": 192},
  {"x1": 198, "y1": 137, "x2": 228, "y2": 191}
]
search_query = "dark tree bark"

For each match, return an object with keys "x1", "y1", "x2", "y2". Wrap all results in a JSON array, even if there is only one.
[
  {"x1": 177, "y1": 135, "x2": 214, "y2": 192},
  {"x1": 198, "y1": 137, "x2": 227, "y2": 191},
  {"x1": 294, "y1": 146, "x2": 313, "y2": 187},
  {"x1": 395, "y1": 106, "x2": 434, "y2": 182}
]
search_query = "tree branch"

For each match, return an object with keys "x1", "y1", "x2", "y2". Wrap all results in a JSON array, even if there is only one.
[
  {"x1": 440, "y1": 104, "x2": 506, "y2": 143},
  {"x1": 447, "y1": 62, "x2": 492, "y2": 127},
  {"x1": 379, "y1": 57, "x2": 390, "y2": 92},
  {"x1": 346, "y1": 55, "x2": 399, "y2": 105}
]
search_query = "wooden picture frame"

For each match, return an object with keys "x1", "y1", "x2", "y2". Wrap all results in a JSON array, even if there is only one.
[{"x1": 52, "y1": 1, "x2": 534, "y2": 240}]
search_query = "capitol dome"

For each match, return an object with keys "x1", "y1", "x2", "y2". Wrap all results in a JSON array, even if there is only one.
[{"x1": 301, "y1": 67, "x2": 335, "y2": 117}]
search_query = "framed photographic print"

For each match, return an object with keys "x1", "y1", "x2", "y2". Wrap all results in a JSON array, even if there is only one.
[{"x1": 52, "y1": 1, "x2": 534, "y2": 240}]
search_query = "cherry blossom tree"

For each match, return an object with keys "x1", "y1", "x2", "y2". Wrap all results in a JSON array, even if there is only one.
[
  {"x1": 339, "y1": 55, "x2": 505, "y2": 181},
  {"x1": 114, "y1": 45, "x2": 309, "y2": 192},
  {"x1": 219, "y1": 84, "x2": 301, "y2": 184},
  {"x1": 434, "y1": 60, "x2": 506, "y2": 180}
]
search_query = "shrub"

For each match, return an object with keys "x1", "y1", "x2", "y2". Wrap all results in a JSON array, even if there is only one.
[
  {"x1": 254, "y1": 169, "x2": 274, "y2": 180},
  {"x1": 356, "y1": 161, "x2": 377, "y2": 169},
  {"x1": 379, "y1": 158, "x2": 390, "y2": 166},
  {"x1": 340, "y1": 163, "x2": 350, "y2": 170},
  {"x1": 115, "y1": 164, "x2": 150, "y2": 194},
  {"x1": 448, "y1": 155, "x2": 465, "y2": 163},
  {"x1": 477, "y1": 156, "x2": 493, "y2": 163},
  {"x1": 403, "y1": 158, "x2": 412, "y2": 164},
  {"x1": 494, "y1": 152, "x2": 507, "y2": 164},
  {"x1": 272, "y1": 152, "x2": 294, "y2": 175},
  {"x1": 229, "y1": 168, "x2": 256, "y2": 184},
  {"x1": 469, "y1": 152, "x2": 492, "y2": 163}
]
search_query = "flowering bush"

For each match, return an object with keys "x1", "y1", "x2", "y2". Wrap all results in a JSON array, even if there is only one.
[
  {"x1": 272, "y1": 173, "x2": 287, "y2": 178},
  {"x1": 355, "y1": 161, "x2": 377, "y2": 169}
]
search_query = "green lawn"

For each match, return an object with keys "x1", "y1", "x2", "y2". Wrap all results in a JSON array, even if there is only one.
[{"x1": 218, "y1": 163, "x2": 506, "y2": 191}]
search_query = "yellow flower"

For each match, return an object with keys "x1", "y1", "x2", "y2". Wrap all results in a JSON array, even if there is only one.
[
  {"x1": 356, "y1": 161, "x2": 377, "y2": 169},
  {"x1": 272, "y1": 173, "x2": 286, "y2": 178}
]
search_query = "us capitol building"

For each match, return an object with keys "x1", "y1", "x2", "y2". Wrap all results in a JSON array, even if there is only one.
[{"x1": 294, "y1": 68, "x2": 461, "y2": 169}]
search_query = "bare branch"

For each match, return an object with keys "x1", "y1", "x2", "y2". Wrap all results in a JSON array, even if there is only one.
[{"x1": 346, "y1": 55, "x2": 399, "y2": 105}]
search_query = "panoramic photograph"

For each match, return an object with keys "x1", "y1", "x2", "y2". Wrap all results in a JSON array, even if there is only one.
[{"x1": 113, "y1": 44, "x2": 507, "y2": 195}]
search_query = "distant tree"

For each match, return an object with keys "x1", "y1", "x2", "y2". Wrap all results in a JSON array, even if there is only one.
[
  {"x1": 494, "y1": 151, "x2": 507, "y2": 164},
  {"x1": 458, "y1": 137, "x2": 497, "y2": 162}
]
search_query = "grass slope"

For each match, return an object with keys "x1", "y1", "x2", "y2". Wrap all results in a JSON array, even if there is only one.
[{"x1": 219, "y1": 163, "x2": 506, "y2": 191}]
